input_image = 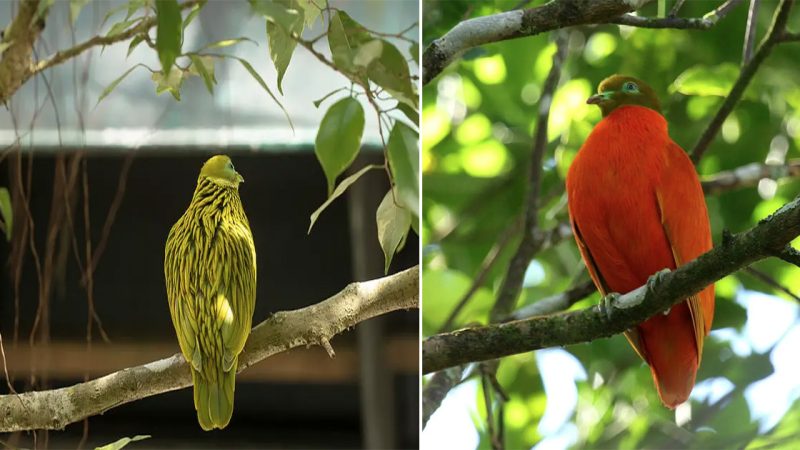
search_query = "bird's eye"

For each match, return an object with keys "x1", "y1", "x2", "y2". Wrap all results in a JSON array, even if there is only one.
[
  {"x1": 623, "y1": 82, "x2": 639, "y2": 93},
  {"x1": 228, "y1": 162, "x2": 234, "y2": 170}
]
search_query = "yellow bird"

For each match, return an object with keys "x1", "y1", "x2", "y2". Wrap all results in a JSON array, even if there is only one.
[{"x1": 164, "y1": 155, "x2": 257, "y2": 430}]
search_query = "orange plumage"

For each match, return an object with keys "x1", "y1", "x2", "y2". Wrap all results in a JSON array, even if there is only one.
[{"x1": 566, "y1": 75, "x2": 714, "y2": 408}]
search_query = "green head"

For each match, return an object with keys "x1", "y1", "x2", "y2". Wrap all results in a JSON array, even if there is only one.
[
  {"x1": 587, "y1": 75, "x2": 661, "y2": 117},
  {"x1": 199, "y1": 155, "x2": 244, "y2": 187}
]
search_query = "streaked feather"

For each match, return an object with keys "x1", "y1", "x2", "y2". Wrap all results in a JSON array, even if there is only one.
[{"x1": 165, "y1": 160, "x2": 256, "y2": 430}]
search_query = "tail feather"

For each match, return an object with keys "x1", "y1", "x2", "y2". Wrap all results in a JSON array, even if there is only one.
[
  {"x1": 639, "y1": 301, "x2": 699, "y2": 409},
  {"x1": 191, "y1": 360, "x2": 237, "y2": 430}
]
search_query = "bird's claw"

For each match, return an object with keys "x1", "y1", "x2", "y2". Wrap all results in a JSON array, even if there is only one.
[
  {"x1": 647, "y1": 268, "x2": 671, "y2": 295},
  {"x1": 597, "y1": 292, "x2": 621, "y2": 321},
  {"x1": 647, "y1": 268, "x2": 672, "y2": 315}
]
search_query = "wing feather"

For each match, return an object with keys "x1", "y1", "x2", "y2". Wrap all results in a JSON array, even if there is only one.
[
  {"x1": 570, "y1": 216, "x2": 648, "y2": 361},
  {"x1": 655, "y1": 142, "x2": 715, "y2": 361}
]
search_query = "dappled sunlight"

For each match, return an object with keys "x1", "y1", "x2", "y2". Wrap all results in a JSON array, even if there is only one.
[
  {"x1": 473, "y1": 54, "x2": 507, "y2": 85},
  {"x1": 455, "y1": 114, "x2": 492, "y2": 144},
  {"x1": 583, "y1": 32, "x2": 618, "y2": 66},
  {"x1": 460, "y1": 140, "x2": 510, "y2": 177}
]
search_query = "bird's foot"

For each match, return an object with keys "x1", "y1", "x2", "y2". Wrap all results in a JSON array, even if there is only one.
[
  {"x1": 646, "y1": 268, "x2": 672, "y2": 315},
  {"x1": 647, "y1": 269, "x2": 671, "y2": 295},
  {"x1": 597, "y1": 292, "x2": 621, "y2": 321}
]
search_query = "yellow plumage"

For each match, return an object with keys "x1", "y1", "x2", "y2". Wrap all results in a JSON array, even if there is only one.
[{"x1": 164, "y1": 155, "x2": 256, "y2": 430}]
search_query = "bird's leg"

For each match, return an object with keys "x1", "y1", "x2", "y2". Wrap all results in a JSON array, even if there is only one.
[
  {"x1": 646, "y1": 268, "x2": 672, "y2": 315},
  {"x1": 597, "y1": 292, "x2": 621, "y2": 321}
]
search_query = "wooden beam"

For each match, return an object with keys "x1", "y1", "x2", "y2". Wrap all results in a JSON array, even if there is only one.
[{"x1": 2, "y1": 335, "x2": 418, "y2": 383}]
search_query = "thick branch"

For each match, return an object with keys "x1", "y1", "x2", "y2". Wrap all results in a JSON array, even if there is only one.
[
  {"x1": 0, "y1": 0, "x2": 42, "y2": 103},
  {"x1": 422, "y1": 0, "x2": 652, "y2": 86},
  {"x1": 423, "y1": 195, "x2": 800, "y2": 373},
  {"x1": 0, "y1": 266, "x2": 419, "y2": 432},
  {"x1": 690, "y1": 0, "x2": 795, "y2": 163}
]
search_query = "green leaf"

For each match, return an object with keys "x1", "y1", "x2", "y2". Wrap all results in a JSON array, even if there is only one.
[
  {"x1": 155, "y1": 0, "x2": 182, "y2": 76},
  {"x1": 127, "y1": 35, "x2": 145, "y2": 57},
  {"x1": 327, "y1": 11, "x2": 371, "y2": 82},
  {"x1": 265, "y1": 1, "x2": 303, "y2": 95},
  {"x1": 95, "y1": 435, "x2": 151, "y2": 450},
  {"x1": 354, "y1": 39, "x2": 383, "y2": 68},
  {"x1": 396, "y1": 102, "x2": 418, "y2": 125},
  {"x1": 234, "y1": 57, "x2": 294, "y2": 130},
  {"x1": 36, "y1": 0, "x2": 55, "y2": 20},
  {"x1": 182, "y1": 2, "x2": 203, "y2": 31},
  {"x1": 367, "y1": 39, "x2": 417, "y2": 108},
  {"x1": 101, "y1": 1, "x2": 137, "y2": 28},
  {"x1": 189, "y1": 55, "x2": 215, "y2": 93},
  {"x1": 315, "y1": 97, "x2": 365, "y2": 195},
  {"x1": 70, "y1": 0, "x2": 91, "y2": 24},
  {"x1": 151, "y1": 68, "x2": 184, "y2": 100},
  {"x1": 126, "y1": 0, "x2": 147, "y2": 21},
  {"x1": 200, "y1": 37, "x2": 257, "y2": 51},
  {"x1": 670, "y1": 63, "x2": 740, "y2": 97},
  {"x1": 746, "y1": 397, "x2": 800, "y2": 449},
  {"x1": 376, "y1": 190, "x2": 412, "y2": 274},
  {"x1": 296, "y1": 0, "x2": 321, "y2": 28},
  {"x1": 250, "y1": 0, "x2": 302, "y2": 30},
  {"x1": 106, "y1": 19, "x2": 139, "y2": 38},
  {"x1": 308, "y1": 164, "x2": 381, "y2": 233},
  {"x1": 409, "y1": 41, "x2": 419, "y2": 66},
  {"x1": 0, "y1": 187, "x2": 12, "y2": 242},
  {"x1": 312, "y1": 87, "x2": 347, "y2": 108},
  {"x1": 387, "y1": 121, "x2": 420, "y2": 218},
  {"x1": 96, "y1": 64, "x2": 144, "y2": 106}
]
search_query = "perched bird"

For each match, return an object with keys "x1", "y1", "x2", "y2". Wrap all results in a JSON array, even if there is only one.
[
  {"x1": 566, "y1": 75, "x2": 715, "y2": 408},
  {"x1": 165, "y1": 155, "x2": 257, "y2": 429}
]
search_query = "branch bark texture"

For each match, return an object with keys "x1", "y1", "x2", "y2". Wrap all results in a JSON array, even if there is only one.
[
  {"x1": 422, "y1": 0, "x2": 652, "y2": 85},
  {"x1": 423, "y1": 196, "x2": 800, "y2": 373},
  {"x1": 0, "y1": 0, "x2": 200, "y2": 103},
  {"x1": 0, "y1": 266, "x2": 419, "y2": 432}
]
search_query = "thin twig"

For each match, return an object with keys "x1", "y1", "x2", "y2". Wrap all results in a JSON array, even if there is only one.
[
  {"x1": 439, "y1": 218, "x2": 522, "y2": 332},
  {"x1": 777, "y1": 246, "x2": 800, "y2": 267},
  {"x1": 491, "y1": 33, "x2": 567, "y2": 321},
  {"x1": 690, "y1": 0, "x2": 796, "y2": 163},
  {"x1": 612, "y1": 0, "x2": 744, "y2": 29},
  {"x1": 669, "y1": 0, "x2": 687, "y2": 17},
  {"x1": 701, "y1": 160, "x2": 800, "y2": 195},
  {"x1": 743, "y1": 0, "x2": 760, "y2": 64},
  {"x1": 743, "y1": 266, "x2": 800, "y2": 302}
]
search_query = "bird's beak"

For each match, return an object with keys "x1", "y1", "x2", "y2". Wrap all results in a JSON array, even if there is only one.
[
  {"x1": 587, "y1": 91, "x2": 613, "y2": 105},
  {"x1": 237, "y1": 173, "x2": 244, "y2": 183}
]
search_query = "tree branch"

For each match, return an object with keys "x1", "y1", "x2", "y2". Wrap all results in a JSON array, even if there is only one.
[
  {"x1": 491, "y1": 33, "x2": 567, "y2": 321},
  {"x1": 0, "y1": 0, "x2": 42, "y2": 104},
  {"x1": 0, "y1": 0, "x2": 201, "y2": 103},
  {"x1": 0, "y1": 266, "x2": 419, "y2": 432},
  {"x1": 423, "y1": 194, "x2": 800, "y2": 373},
  {"x1": 422, "y1": 0, "x2": 652, "y2": 86},
  {"x1": 611, "y1": 0, "x2": 744, "y2": 29},
  {"x1": 701, "y1": 159, "x2": 800, "y2": 195},
  {"x1": 690, "y1": 0, "x2": 796, "y2": 163}
]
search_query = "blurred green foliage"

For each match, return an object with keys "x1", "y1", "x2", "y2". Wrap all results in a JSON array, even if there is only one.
[{"x1": 422, "y1": 0, "x2": 800, "y2": 448}]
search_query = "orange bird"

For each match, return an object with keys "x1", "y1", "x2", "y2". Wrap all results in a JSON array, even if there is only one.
[{"x1": 566, "y1": 75, "x2": 715, "y2": 408}]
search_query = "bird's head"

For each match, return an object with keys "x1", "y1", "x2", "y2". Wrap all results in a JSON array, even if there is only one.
[
  {"x1": 199, "y1": 155, "x2": 244, "y2": 188},
  {"x1": 587, "y1": 75, "x2": 661, "y2": 117}
]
